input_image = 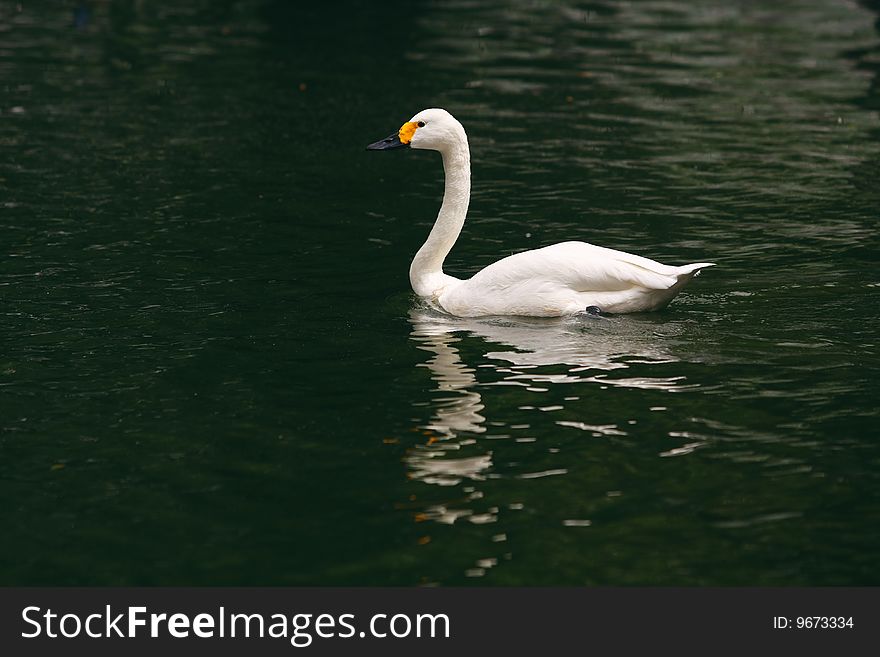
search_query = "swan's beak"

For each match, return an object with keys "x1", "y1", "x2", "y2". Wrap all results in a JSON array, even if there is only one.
[{"x1": 366, "y1": 133, "x2": 408, "y2": 151}]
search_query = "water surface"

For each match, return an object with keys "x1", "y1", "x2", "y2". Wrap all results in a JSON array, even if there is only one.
[{"x1": 1, "y1": 0, "x2": 879, "y2": 585}]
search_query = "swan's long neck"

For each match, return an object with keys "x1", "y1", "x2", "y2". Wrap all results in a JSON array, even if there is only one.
[{"x1": 409, "y1": 135, "x2": 471, "y2": 297}]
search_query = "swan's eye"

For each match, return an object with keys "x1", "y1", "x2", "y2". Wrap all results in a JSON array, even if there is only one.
[{"x1": 417, "y1": 121, "x2": 426, "y2": 128}]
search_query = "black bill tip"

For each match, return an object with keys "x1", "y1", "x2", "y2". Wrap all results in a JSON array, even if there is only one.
[{"x1": 366, "y1": 132, "x2": 408, "y2": 151}]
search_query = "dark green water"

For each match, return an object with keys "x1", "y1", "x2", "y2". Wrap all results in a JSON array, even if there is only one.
[{"x1": 2, "y1": 0, "x2": 879, "y2": 585}]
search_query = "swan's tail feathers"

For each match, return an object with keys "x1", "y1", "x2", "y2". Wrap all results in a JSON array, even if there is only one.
[
  {"x1": 676, "y1": 262, "x2": 716, "y2": 279},
  {"x1": 630, "y1": 262, "x2": 715, "y2": 290}
]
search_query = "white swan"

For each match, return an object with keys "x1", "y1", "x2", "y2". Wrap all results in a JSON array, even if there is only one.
[{"x1": 367, "y1": 108, "x2": 714, "y2": 317}]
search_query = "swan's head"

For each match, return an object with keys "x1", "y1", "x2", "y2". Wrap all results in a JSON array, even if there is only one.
[{"x1": 366, "y1": 108, "x2": 466, "y2": 153}]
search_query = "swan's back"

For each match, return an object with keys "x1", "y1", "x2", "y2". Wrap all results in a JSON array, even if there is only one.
[{"x1": 438, "y1": 241, "x2": 714, "y2": 317}]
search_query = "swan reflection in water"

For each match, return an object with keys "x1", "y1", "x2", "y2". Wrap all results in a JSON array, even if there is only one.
[{"x1": 406, "y1": 305, "x2": 695, "y2": 493}]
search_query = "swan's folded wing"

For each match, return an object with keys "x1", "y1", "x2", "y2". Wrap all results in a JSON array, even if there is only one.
[
  {"x1": 469, "y1": 242, "x2": 680, "y2": 293},
  {"x1": 570, "y1": 249, "x2": 679, "y2": 291}
]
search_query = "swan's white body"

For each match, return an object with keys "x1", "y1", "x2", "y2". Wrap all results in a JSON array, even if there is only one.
[{"x1": 370, "y1": 108, "x2": 713, "y2": 317}]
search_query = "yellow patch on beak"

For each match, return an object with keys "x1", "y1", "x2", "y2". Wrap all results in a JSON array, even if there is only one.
[{"x1": 398, "y1": 121, "x2": 418, "y2": 144}]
